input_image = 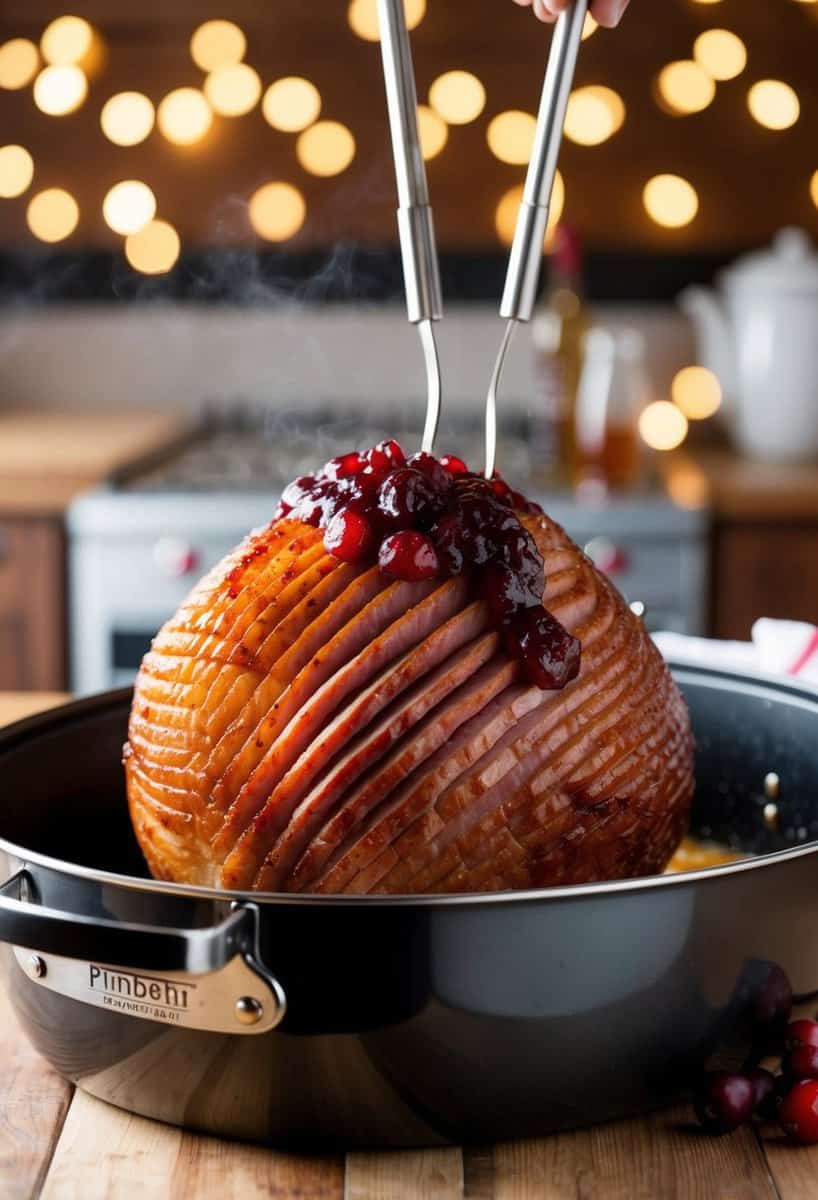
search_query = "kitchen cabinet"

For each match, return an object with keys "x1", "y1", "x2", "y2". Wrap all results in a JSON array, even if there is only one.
[
  {"x1": 712, "y1": 521, "x2": 818, "y2": 641},
  {"x1": 0, "y1": 517, "x2": 65, "y2": 691}
]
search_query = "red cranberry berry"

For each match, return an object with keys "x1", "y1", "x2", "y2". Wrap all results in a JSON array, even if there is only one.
[
  {"x1": 757, "y1": 1072, "x2": 792, "y2": 1122},
  {"x1": 490, "y1": 476, "x2": 514, "y2": 506},
  {"x1": 406, "y1": 451, "x2": 454, "y2": 498},
  {"x1": 366, "y1": 440, "x2": 405, "y2": 472},
  {"x1": 481, "y1": 563, "x2": 536, "y2": 624},
  {"x1": 504, "y1": 606, "x2": 581, "y2": 690},
  {"x1": 439, "y1": 453, "x2": 468, "y2": 475},
  {"x1": 378, "y1": 530, "x2": 440, "y2": 582},
  {"x1": 324, "y1": 507, "x2": 373, "y2": 564},
  {"x1": 746, "y1": 1067, "x2": 778, "y2": 1117},
  {"x1": 376, "y1": 468, "x2": 439, "y2": 531},
  {"x1": 324, "y1": 452, "x2": 364, "y2": 480},
  {"x1": 785, "y1": 1020, "x2": 818, "y2": 1054},
  {"x1": 784, "y1": 1045, "x2": 818, "y2": 1084},
  {"x1": 780, "y1": 1080, "x2": 818, "y2": 1144},
  {"x1": 693, "y1": 1071, "x2": 756, "y2": 1135}
]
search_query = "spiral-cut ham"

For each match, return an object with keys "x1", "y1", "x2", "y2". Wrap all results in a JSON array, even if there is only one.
[{"x1": 125, "y1": 513, "x2": 694, "y2": 893}]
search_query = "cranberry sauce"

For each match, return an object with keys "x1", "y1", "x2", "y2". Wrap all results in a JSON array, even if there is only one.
[{"x1": 275, "y1": 441, "x2": 581, "y2": 691}]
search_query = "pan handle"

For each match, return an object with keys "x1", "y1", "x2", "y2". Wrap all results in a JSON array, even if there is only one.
[
  {"x1": 0, "y1": 871, "x2": 286, "y2": 1035},
  {"x1": 0, "y1": 869, "x2": 249, "y2": 973}
]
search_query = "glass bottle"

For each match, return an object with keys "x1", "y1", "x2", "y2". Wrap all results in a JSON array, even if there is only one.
[{"x1": 574, "y1": 326, "x2": 649, "y2": 493}]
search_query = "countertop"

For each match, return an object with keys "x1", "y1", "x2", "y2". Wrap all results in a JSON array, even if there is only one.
[
  {"x1": 0, "y1": 691, "x2": 816, "y2": 1200},
  {"x1": 0, "y1": 410, "x2": 186, "y2": 516}
]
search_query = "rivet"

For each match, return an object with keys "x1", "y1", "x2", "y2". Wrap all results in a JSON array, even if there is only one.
[
  {"x1": 629, "y1": 600, "x2": 646, "y2": 619},
  {"x1": 764, "y1": 772, "x2": 781, "y2": 800},
  {"x1": 235, "y1": 996, "x2": 263, "y2": 1026},
  {"x1": 763, "y1": 802, "x2": 779, "y2": 831},
  {"x1": 26, "y1": 954, "x2": 46, "y2": 980}
]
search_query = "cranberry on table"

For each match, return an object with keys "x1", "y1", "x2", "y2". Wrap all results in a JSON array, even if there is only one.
[
  {"x1": 785, "y1": 1020, "x2": 818, "y2": 1053},
  {"x1": 784, "y1": 1045, "x2": 818, "y2": 1083},
  {"x1": 379, "y1": 530, "x2": 440, "y2": 582},
  {"x1": 745, "y1": 1067, "x2": 778, "y2": 1117},
  {"x1": 780, "y1": 1080, "x2": 818, "y2": 1144},
  {"x1": 693, "y1": 1071, "x2": 756, "y2": 1135},
  {"x1": 323, "y1": 507, "x2": 373, "y2": 564}
]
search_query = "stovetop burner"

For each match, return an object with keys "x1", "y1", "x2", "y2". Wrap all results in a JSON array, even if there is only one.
[{"x1": 110, "y1": 410, "x2": 534, "y2": 494}]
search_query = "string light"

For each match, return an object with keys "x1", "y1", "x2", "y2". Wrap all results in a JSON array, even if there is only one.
[
  {"x1": 157, "y1": 88, "x2": 212, "y2": 145},
  {"x1": 656, "y1": 60, "x2": 716, "y2": 115},
  {"x1": 249, "y1": 182, "x2": 306, "y2": 241},
  {"x1": 40, "y1": 16, "x2": 94, "y2": 66},
  {"x1": 428, "y1": 71, "x2": 486, "y2": 125},
  {"x1": 125, "y1": 220, "x2": 180, "y2": 274},
  {"x1": 487, "y1": 110, "x2": 537, "y2": 164},
  {"x1": 638, "y1": 401, "x2": 689, "y2": 451},
  {"x1": 748, "y1": 80, "x2": 800, "y2": 130},
  {"x1": 296, "y1": 121, "x2": 356, "y2": 177},
  {"x1": 33, "y1": 64, "x2": 87, "y2": 115},
  {"x1": 671, "y1": 366, "x2": 723, "y2": 420},
  {"x1": 190, "y1": 20, "x2": 246, "y2": 72},
  {"x1": 262, "y1": 77, "x2": 321, "y2": 132},
  {"x1": 204, "y1": 63, "x2": 261, "y2": 117},
  {"x1": 0, "y1": 145, "x2": 34, "y2": 198},
  {"x1": 26, "y1": 188, "x2": 79, "y2": 242},
  {"x1": 348, "y1": 0, "x2": 426, "y2": 41},
  {"x1": 564, "y1": 86, "x2": 625, "y2": 146},
  {"x1": 496, "y1": 172, "x2": 565, "y2": 248},
  {"x1": 417, "y1": 105, "x2": 448, "y2": 160},
  {"x1": 0, "y1": 39, "x2": 40, "y2": 89},
  {"x1": 693, "y1": 30, "x2": 747, "y2": 82},
  {"x1": 643, "y1": 175, "x2": 699, "y2": 228},
  {"x1": 103, "y1": 181, "x2": 156, "y2": 236},
  {"x1": 100, "y1": 92, "x2": 155, "y2": 146}
]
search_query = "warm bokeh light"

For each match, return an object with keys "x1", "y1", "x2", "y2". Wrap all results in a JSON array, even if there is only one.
[
  {"x1": 262, "y1": 77, "x2": 321, "y2": 132},
  {"x1": 249, "y1": 181, "x2": 306, "y2": 241},
  {"x1": 564, "y1": 86, "x2": 625, "y2": 146},
  {"x1": 100, "y1": 92, "x2": 155, "y2": 146},
  {"x1": 347, "y1": 0, "x2": 426, "y2": 41},
  {"x1": 296, "y1": 121, "x2": 356, "y2": 177},
  {"x1": 125, "y1": 219, "x2": 181, "y2": 275},
  {"x1": 656, "y1": 60, "x2": 716, "y2": 115},
  {"x1": 26, "y1": 188, "x2": 79, "y2": 243},
  {"x1": 417, "y1": 105, "x2": 448, "y2": 161},
  {"x1": 157, "y1": 88, "x2": 212, "y2": 146},
  {"x1": 671, "y1": 366, "x2": 723, "y2": 420},
  {"x1": 811, "y1": 170, "x2": 818, "y2": 210},
  {"x1": 428, "y1": 70, "x2": 486, "y2": 125},
  {"x1": 638, "y1": 401, "x2": 689, "y2": 452},
  {"x1": 495, "y1": 171, "x2": 565, "y2": 248},
  {"x1": 40, "y1": 16, "x2": 94, "y2": 66},
  {"x1": 582, "y1": 14, "x2": 598, "y2": 39},
  {"x1": 204, "y1": 63, "x2": 261, "y2": 117},
  {"x1": 643, "y1": 174, "x2": 699, "y2": 228},
  {"x1": 0, "y1": 39, "x2": 40, "y2": 89},
  {"x1": 190, "y1": 20, "x2": 246, "y2": 72},
  {"x1": 102, "y1": 181, "x2": 156, "y2": 236},
  {"x1": 0, "y1": 145, "x2": 34, "y2": 199},
  {"x1": 487, "y1": 110, "x2": 537, "y2": 165},
  {"x1": 33, "y1": 64, "x2": 87, "y2": 115},
  {"x1": 747, "y1": 80, "x2": 800, "y2": 131},
  {"x1": 693, "y1": 29, "x2": 747, "y2": 82},
  {"x1": 665, "y1": 460, "x2": 709, "y2": 510}
]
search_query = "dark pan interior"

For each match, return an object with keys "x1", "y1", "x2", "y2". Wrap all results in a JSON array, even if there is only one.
[{"x1": 0, "y1": 666, "x2": 816, "y2": 882}]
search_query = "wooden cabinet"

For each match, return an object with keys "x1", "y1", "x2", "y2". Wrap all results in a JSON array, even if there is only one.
[
  {"x1": 0, "y1": 517, "x2": 65, "y2": 691},
  {"x1": 711, "y1": 521, "x2": 818, "y2": 641}
]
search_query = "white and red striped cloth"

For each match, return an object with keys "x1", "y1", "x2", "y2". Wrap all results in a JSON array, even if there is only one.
[{"x1": 654, "y1": 619, "x2": 818, "y2": 686}]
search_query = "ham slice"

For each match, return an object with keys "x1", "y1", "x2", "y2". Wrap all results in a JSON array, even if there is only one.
[{"x1": 126, "y1": 512, "x2": 694, "y2": 892}]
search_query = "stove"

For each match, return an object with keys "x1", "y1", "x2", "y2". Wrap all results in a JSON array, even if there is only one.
[{"x1": 68, "y1": 412, "x2": 709, "y2": 694}]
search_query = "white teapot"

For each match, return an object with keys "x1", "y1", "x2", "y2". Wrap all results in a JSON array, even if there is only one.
[{"x1": 681, "y1": 228, "x2": 818, "y2": 463}]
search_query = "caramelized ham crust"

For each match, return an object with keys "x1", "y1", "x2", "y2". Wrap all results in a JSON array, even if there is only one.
[{"x1": 126, "y1": 514, "x2": 694, "y2": 893}]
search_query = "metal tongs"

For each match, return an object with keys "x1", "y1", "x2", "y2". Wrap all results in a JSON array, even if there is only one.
[
  {"x1": 377, "y1": 0, "x2": 443, "y2": 454},
  {"x1": 485, "y1": 0, "x2": 589, "y2": 477}
]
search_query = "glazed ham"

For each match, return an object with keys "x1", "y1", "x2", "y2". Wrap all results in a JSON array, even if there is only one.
[{"x1": 126, "y1": 505, "x2": 694, "y2": 894}]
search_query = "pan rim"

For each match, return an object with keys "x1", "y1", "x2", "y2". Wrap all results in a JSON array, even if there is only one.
[{"x1": 0, "y1": 662, "x2": 816, "y2": 908}]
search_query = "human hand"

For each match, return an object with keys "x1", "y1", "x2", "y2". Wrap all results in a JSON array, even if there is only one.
[{"x1": 511, "y1": 0, "x2": 630, "y2": 28}]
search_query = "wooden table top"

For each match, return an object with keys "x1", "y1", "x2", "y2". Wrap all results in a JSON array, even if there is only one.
[{"x1": 0, "y1": 693, "x2": 815, "y2": 1200}]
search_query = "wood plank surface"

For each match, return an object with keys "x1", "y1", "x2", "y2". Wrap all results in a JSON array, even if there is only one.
[
  {"x1": 759, "y1": 1131, "x2": 818, "y2": 1200},
  {"x1": 346, "y1": 1149, "x2": 464, "y2": 1200}
]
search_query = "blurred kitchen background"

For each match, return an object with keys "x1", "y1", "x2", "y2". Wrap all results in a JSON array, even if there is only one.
[{"x1": 1, "y1": 0, "x2": 817, "y2": 694}]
